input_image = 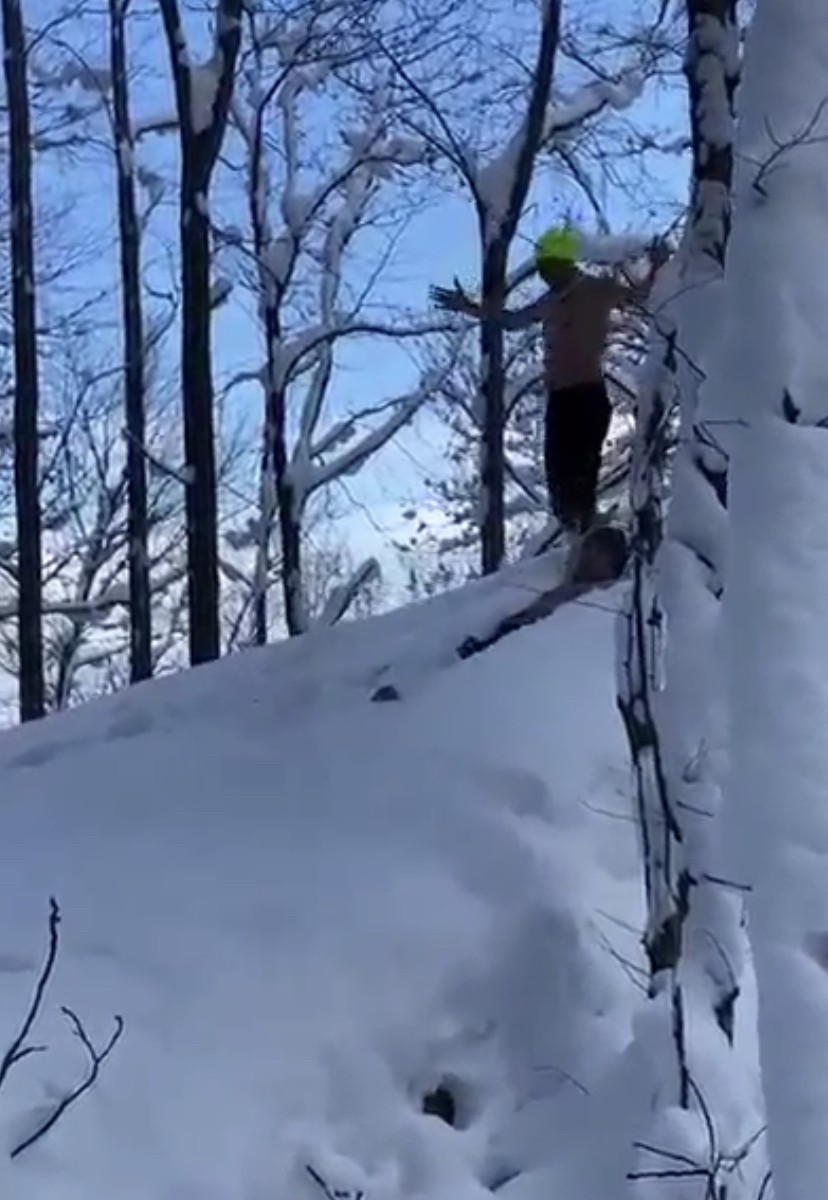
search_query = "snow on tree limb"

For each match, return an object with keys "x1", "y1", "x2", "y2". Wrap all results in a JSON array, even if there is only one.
[
  {"x1": 293, "y1": 375, "x2": 436, "y2": 501},
  {"x1": 275, "y1": 318, "x2": 451, "y2": 392},
  {"x1": 0, "y1": 563, "x2": 189, "y2": 623},
  {"x1": 544, "y1": 67, "x2": 645, "y2": 140},
  {"x1": 316, "y1": 557, "x2": 380, "y2": 627}
]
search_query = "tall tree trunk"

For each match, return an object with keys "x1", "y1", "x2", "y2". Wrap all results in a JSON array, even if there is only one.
[
  {"x1": 722, "y1": 0, "x2": 828, "y2": 1193},
  {"x1": 179, "y1": 170, "x2": 220, "y2": 663},
  {"x1": 478, "y1": 251, "x2": 507, "y2": 574},
  {"x1": 247, "y1": 107, "x2": 306, "y2": 640},
  {"x1": 617, "y1": 4, "x2": 748, "y2": 1183},
  {"x1": 109, "y1": 0, "x2": 152, "y2": 682},
  {"x1": 660, "y1": 0, "x2": 741, "y2": 1042},
  {"x1": 2, "y1": 0, "x2": 44, "y2": 721},
  {"x1": 475, "y1": 0, "x2": 562, "y2": 575},
  {"x1": 159, "y1": 0, "x2": 242, "y2": 665}
]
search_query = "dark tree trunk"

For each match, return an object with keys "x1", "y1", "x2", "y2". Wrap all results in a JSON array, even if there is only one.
[
  {"x1": 110, "y1": 0, "x2": 152, "y2": 682},
  {"x1": 159, "y1": 0, "x2": 242, "y2": 665},
  {"x1": 247, "y1": 87, "x2": 305, "y2": 640},
  {"x1": 256, "y1": 360, "x2": 303, "y2": 640},
  {"x1": 478, "y1": 252, "x2": 507, "y2": 574},
  {"x1": 179, "y1": 176, "x2": 220, "y2": 663},
  {"x1": 2, "y1": 0, "x2": 44, "y2": 721},
  {"x1": 475, "y1": 0, "x2": 561, "y2": 575}
]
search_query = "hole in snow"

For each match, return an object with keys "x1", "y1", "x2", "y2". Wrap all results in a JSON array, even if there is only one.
[
  {"x1": 421, "y1": 1082, "x2": 457, "y2": 1126},
  {"x1": 421, "y1": 1075, "x2": 479, "y2": 1129}
]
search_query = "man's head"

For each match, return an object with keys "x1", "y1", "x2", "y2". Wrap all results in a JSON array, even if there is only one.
[{"x1": 535, "y1": 225, "x2": 580, "y2": 287}]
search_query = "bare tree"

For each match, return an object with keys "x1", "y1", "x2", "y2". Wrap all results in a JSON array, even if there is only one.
[
  {"x1": 109, "y1": 0, "x2": 152, "y2": 682},
  {"x1": 0, "y1": 343, "x2": 189, "y2": 712},
  {"x1": 230, "y1": 1, "x2": 446, "y2": 637},
  {"x1": 1, "y1": 0, "x2": 44, "y2": 720},
  {"x1": 158, "y1": 0, "x2": 243, "y2": 665}
]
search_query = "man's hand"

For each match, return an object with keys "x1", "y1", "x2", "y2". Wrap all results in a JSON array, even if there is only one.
[{"x1": 430, "y1": 277, "x2": 479, "y2": 317}]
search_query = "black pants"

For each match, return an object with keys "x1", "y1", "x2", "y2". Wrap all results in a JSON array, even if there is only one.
[{"x1": 544, "y1": 381, "x2": 612, "y2": 532}]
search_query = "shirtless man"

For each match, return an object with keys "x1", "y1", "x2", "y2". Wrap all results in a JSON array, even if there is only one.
[{"x1": 432, "y1": 226, "x2": 669, "y2": 537}]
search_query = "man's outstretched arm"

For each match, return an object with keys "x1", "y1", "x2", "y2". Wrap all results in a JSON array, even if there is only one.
[
  {"x1": 501, "y1": 294, "x2": 554, "y2": 329},
  {"x1": 431, "y1": 280, "x2": 552, "y2": 329}
]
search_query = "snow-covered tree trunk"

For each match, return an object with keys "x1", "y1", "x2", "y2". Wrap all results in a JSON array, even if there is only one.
[
  {"x1": 619, "y1": 3, "x2": 755, "y2": 1186},
  {"x1": 2, "y1": 0, "x2": 44, "y2": 721},
  {"x1": 721, "y1": 0, "x2": 828, "y2": 1193},
  {"x1": 109, "y1": 0, "x2": 152, "y2": 682},
  {"x1": 159, "y1": 0, "x2": 242, "y2": 665},
  {"x1": 657, "y1": 0, "x2": 744, "y2": 1055}
]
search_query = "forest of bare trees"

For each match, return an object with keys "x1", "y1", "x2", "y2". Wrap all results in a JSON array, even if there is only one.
[{"x1": 0, "y1": 0, "x2": 685, "y2": 722}]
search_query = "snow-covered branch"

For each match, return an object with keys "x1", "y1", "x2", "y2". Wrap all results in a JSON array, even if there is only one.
[
  {"x1": 544, "y1": 68, "x2": 644, "y2": 141},
  {"x1": 295, "y1": 375, "x2": 435, "y2": 499},
  {"x1": 276, "y1": 318, "x2": 450, "y2": 392},
  {"x1": 317, "y1": 557, "x2": 381, "y2": 627}
]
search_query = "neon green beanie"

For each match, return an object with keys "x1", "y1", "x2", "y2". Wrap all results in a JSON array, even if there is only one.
[{"x1": 535, "y1": 225, "x2": 580, "y2": 269}]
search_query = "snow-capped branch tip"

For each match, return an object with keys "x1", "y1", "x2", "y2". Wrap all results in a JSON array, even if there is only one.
[{"x1": 317, "y1": 557, "x2": 381, "y2": 627}]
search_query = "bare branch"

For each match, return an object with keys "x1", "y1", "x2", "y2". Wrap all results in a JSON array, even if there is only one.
[
  {"x1": 0, "y1": 898, "x2": 60, "y2": 1093},
  {"x1": 11, "y1": 1007, "x2": 125, "y2": 1160}
]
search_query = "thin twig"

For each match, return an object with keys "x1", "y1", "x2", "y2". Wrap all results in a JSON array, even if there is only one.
[
  {"x1": 11, "y1": 1007, "x2": 125, "y2": 1159},
  {"x1": 0, "y1": 898, "x2": 61, "y2": 1092}
]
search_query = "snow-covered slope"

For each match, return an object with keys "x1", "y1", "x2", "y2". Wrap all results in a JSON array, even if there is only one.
[{"x1": 0, "y1": 556, "x2": 646, "y2": 1200}]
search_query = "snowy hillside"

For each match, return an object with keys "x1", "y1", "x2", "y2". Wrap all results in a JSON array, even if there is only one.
[{"x1": 0, "y1": 556, "x2": 657, "y2": 1199}]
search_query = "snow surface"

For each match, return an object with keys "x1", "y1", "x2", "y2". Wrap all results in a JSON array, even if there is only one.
[{"x1": 0, "y1": 555, "x2": 657, "y2": 1199}]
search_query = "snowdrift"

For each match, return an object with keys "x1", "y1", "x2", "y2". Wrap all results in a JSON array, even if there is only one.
[{"x1": 0, "y1": 556, "x2": 646, "y2": 1200}]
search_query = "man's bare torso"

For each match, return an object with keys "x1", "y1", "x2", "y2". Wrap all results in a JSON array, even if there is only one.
[{"x1": 542, "y1": 273, "x2": 627, "y2": 390}]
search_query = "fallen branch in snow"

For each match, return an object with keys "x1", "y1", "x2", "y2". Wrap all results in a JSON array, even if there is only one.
[
  {"x1": 453, "y1": 566, "x2": 624, "y2": 662},
  {"x1": 0, "y1": 897, "x2": 60, "y2": 1092},
  {"x1": 305, "y1": 1163, "x2": 364, "y2": 1200},
  {"x1": 0, "y1": 898, "x2": 125, "y2": 1161},
  {"x1": 11, "y1": 1007, "x2": 125, "y2": 1159},
  {"x1": 456, "y1": 579, "x2": 594, "y2": 660},
  {"x1": 371, "y1": 543, "x2": 628, "y2": 702},
  {"x1": 369, "y1": 578, "x2": 597, "y2": 702}
]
